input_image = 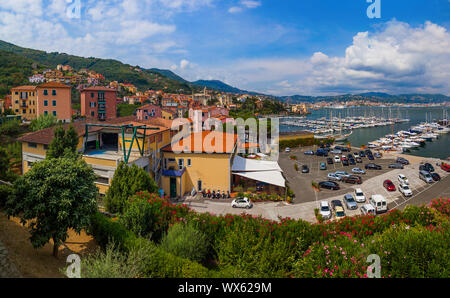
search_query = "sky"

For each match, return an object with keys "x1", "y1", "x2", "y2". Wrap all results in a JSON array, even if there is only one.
[{"x1": 0, "y1": 0, "x2": 449, "y2": 96}]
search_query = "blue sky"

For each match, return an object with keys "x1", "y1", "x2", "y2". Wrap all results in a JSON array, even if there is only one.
[{"x1": 0, "y1": 0, "x2": 449, "y2": 96}]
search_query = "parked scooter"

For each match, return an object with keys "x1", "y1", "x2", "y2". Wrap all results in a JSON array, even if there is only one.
[
  {"x1": 227, "y1": 191, "x2": 231, "y2": 199},
  {"x1": 222, "y1": 191, "x2": 226, "y2": 199},
  {"x1": 202, "y1": 190, "x2": 207, "y2": 198},
  {"x1": 207, "y1": 189, "x2": 211, "y2": 198}
]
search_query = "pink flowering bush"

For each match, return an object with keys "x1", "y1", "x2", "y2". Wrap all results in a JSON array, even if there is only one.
[{"x1": 430, "y1": 198, "x2": 450, "y2": 217}]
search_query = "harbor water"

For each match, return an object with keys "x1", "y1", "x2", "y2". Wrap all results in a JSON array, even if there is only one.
[{"x1": 280, "y1": 106, "x2": 450, "y2": 160}]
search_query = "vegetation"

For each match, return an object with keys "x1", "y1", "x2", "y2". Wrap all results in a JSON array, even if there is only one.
[
  {"x1": 0, "y1": 50, "x2": 38, "y2": 98},
  {"x1": 105, "y1": 163, "x2": 158, "y2": 214},
  {"x1": 46, "y1": 125, "x2": 79, "y2": 159},
  {"x1": 117, "y1": 103, "x2": 140, "y2": 117},
  {"x1": 30, "y1": 114, "x2": 58, "y2": 132},
  {"x1": 5, "y1": 156, "x2": 98, "y2": 256},
  {"x1": 279, "y1": 136, "x2": 333, "y2": 150}
]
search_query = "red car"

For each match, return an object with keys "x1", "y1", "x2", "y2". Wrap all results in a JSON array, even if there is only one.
[
  {"x1": 383, "y1": 180, "x2": 396, "y2": 192},
  {"x1": 441, "y1": 164, "x2": 450, "y2": 172}
]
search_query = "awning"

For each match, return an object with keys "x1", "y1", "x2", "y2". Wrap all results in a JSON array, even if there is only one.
[
  {"x1": 232, "y1": 155, "x2": 282, "y2": 172},
  {"x1": 234, "y1": 171, "x2": 286, "y2": 188}
]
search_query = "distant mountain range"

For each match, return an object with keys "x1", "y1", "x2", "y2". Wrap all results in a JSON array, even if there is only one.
[{"x1": 0, "y1": 40, "x2": 448, "y2": 103}]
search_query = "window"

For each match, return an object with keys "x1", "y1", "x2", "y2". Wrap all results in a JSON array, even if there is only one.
[
  {"x1": 91, "y1": 111, "x2": 95, "y2": 117},
  {"x1": 44, "y1": 111, "x2": 48, "y2": 115},
  {"x1": 98, "y1": 92, "x2": 105, "y2": 100},
  {"x1": 90, "y1": 102, "x2": 96, "y2": 108},
  {"x1": 145, "y1": 116, "x2": 148, "y2": 120},
  {"x1": 27, "y1": 161, "x2": 34, "y2": 168},
  {"x1": 178, "y1": 159, "x2": 184, "y2": 170},
  {"x1": 28, "y1": 143, "x2": 37, "y2": 148},
  {"x1": 168, "y1": 158, "x2": 176, "y2": 162},
  {"x1": 187, "y1": 159, "x2": 191, "y2": 167},
  {"x1": 43, "y1": 90, "x2": 48, "y2": 96},
  {"x1": 52, "y1": 90, "x2": 56, "y2": 96},
  {"x1": 95, "y1": 176, "x2": 109, "y2": 185},
  {"x1": 15, "y1": 109, "x2": 19, "y2": 113},
  {"x1": 197, "y1": 180, "x2": 202, "y2": 191},
  {"x1": 91, "y1": 93, "x2": 95, "y2": 98},
  {"x1": 52, "y1": 111, "x2": 57, "y2": 116},
  {"x1": 44, "y1": 145, "x2": 49, "y2": 150},
  {"x1": 15, "y1": 100, "x2": 19, "y2": 104},
  {"x1": 44, "y1": 100, "x2": 48, "y2": 106},
  {"x1": 52, "y1": 100, "x2": 56, "y2": 107},
  {"x1": 22, "y1": 109, "x2": 26, "y2": 114},
  {"x1": 157, "y1": 134, "x2": 162, "y2": 142}
]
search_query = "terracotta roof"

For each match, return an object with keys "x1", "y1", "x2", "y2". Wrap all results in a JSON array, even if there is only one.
[
  {"x1": 11, "y1": 85, "x2": 37, "y2": 91},
  {"x1": 161, "y1": 131, "x2": 237, "y2": 154},
  {"x1": 37, "y1": 82, "x2": 71, "y2": 88},
  {"x1": 81, "y1": 86, "x2": 117, "y2": 92},
  {"x1": 17, "y1": 116, "x2": 138, "y2": 145}
]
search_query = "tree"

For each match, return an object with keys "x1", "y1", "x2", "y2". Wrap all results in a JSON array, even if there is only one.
[
  {"x1": 46, "y1": 125, "x2": 79, "y2": 159},
  {"x1": 29, "y1": 114, "x2": 58, "y2": 132},
  {"x1": 6, "y1": 157, "x2": 98, "y2": 257},
  {"x1": 105, "y1": 162, "x2": 158, "y2": 214}
]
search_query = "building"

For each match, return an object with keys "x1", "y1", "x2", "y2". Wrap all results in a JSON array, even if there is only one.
[
  {"x1": 218, "y1": 94, "x2": 233, "y2": 107},
  {"x1": 161, "y1": 108, "x2": 177, "y2": 120},
  {"x1": 160, "y1": 131, "x2": 237, "y2": 197},
  {"x1": 81, "y1": 87, "x2": 118, "y2": 121},
  {"x1": 17, "y1": 116, "x2": 175, "y2": 195},
  {"x1": 11, "y1": 86, "x2": 38, "y2": 121},
  {"x1": 193, "y1": 87, "x2": 212, "y2": 106},
  {"x1": 136, "y1": 104, "x2": 162, "y2": 120},
  {"x1": 36, "y1": 82, "x2": 72, "y2": 123},
  {"x1": 29, "y1": 74, "x2": 46, "y2": 84}
]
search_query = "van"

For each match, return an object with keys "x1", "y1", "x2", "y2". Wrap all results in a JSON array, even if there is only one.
[
  {"x1": 419, "y1": 170, "x2": 433, "y2": 184},
  {"x1": 369, "y1": 195, "x2": 387, "y2": 214}
]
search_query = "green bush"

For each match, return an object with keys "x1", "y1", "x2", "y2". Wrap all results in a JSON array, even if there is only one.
[
  {"x1": 0, "y1": 184, "x2": 13, "y2": 209},
  {"x1": 120, "y1": 198, "x2": 157, "y2": 239},
  {"x1": 160, "y1": 223, "x2": 209, "y2": 263}
]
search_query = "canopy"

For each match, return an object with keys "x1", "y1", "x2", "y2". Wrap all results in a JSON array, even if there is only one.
[
  {"x1": 234, "y1": 171, "x2": 286, "y2": 188},
  {"x1": 232, "y1": 155, "x2": 282, "y2": 172}
]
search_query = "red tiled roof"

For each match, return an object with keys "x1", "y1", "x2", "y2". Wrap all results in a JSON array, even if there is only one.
[
  {"x1": 37, "y1": 82, "x2": 71, "y2": 88},
  {"x1": 161, "y1": 131, "x2": 237, "y2": 154},
  {"x1": 81, "y1": 86, "x2": 117, "y2": 92},
  {"x1": 11, "y1": 85, "x2": 37, "y2": 91}
]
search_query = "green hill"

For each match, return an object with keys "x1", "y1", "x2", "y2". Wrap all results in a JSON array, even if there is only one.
[
  {"x1": 0, "y1": 50, "x2": 40, "y2": 98},
  {"x1": 0, "y1": 40, "x2": 197, "y2": 94}
]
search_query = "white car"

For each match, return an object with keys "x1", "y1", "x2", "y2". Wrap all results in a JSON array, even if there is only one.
[
  {"x1": 360, "y1": 204, "x2": 376, "y2": 216},
  {"x1": 334, "y1": 156, "x2": 341, "y2": 163},
  {"x1": 398, "y1": 174, "x2": 409, "y2": 185},
  {"x1": 399, "y1": 183, "x2": 412, "y2": 197},
  {"x1": 354, "y1": 188, "x2": 366, "y2": 203},
  {"x1": 231, "y1": 197, "x2": 253, "y2": 209},
  {"x1": 352, "y1": 167, "x2": 366, "y2": 175},
  {"x1": 285, "y1": 147, "x2": 291, "y2": 153},
  {"x1": 319, "y1": 201, "x2": 332, "y2": 220},
  {"x1": 353, "y1": 152, "x2": 359, "y2": 158}
]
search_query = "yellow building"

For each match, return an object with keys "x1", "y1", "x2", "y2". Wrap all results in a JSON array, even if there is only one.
[
  {"x1": 160, "y1": 131, "x2": 237, "y2": 197},
  {"x1": 18, "y1": 116, "x2": 174, "y2": 195},
  {"x1": 11, "y1": 86, "x2": 38, "y2": 121}
]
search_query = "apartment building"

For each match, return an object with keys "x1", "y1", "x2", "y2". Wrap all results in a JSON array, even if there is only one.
[
  {"x1": 81, "y1": 87, "x2": 118, "y2": 121},
  {"x1": 136, "y1": 104, "x2": 162, "y2": 120},
  {"x1": 11, "y1": 86, "x2": 38, "y2": 120},
  {"x1": 36, "y1": 82, "x2": 72, "y2": 123}
]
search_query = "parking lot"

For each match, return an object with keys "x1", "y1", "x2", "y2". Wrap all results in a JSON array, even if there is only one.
[{"x1": 279, "y1": 145, "x2": 450, "y2": 219}]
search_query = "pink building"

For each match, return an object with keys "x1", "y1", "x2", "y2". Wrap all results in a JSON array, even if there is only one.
[
  {"x1": 189, "y1": 106, "x2": 229, "y2": 123},
  {"x1": 136, "y1": 104, "x2": 162, "y2": 120},
  {"x1": 81, "y1": 87, "x2": 117, "y2": 121}
]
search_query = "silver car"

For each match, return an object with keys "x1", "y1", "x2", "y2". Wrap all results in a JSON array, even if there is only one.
[
  {"x1": 352, "y1": 168, "x2": 366, "y2": 175},
  {"x1": 327, "y1": 173, "x2": 342, "y2": 181},
  {"x1": 343, "y1": 194, "x2": 358, "y2": 210}
]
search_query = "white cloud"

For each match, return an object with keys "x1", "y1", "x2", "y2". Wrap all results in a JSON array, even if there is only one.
[
  {"x1": 228, "y1": 0, "x2": 261, "y2": 13},
  {"x1": 228, "y1": 6, "x2": 243, "y2": 13},
  {"x1": 180, "y1": 59, "x2": 191, "y2": 69},
  {"x1": 241, "y1": 1, "x2": 261, "y2": 9}
]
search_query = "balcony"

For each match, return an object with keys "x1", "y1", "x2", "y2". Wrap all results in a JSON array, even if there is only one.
[{"x1": 162, "y1": 167, "x2": 186, "y2": 177}]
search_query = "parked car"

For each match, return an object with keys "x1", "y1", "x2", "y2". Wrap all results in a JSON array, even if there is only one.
[
  {"x1": 319, "y1": 181, "x2": 340, "y2": 190},
  {"x1": 365, "y1": 163, "x2": 382, "y2": 170},
  {"x1": 316, "y1": 149, "x2": 329, "y2": 157},
  {"x1": 374, "y1": 152, "x2": 382, "y2": 158},
  {"x1": 231, "y1": 197, "x2": 253, "y2": 209},
  {"x1": 423, "y1": 163, "x2": 435, "y2": 172},
  {"x1": 343, "y1": 194, "x2": 358, "y2": 210},
  {"x1": 353, "y1": 152, "x2": 359, "y2": 158},
  {"x1": 352, "y1": 167, "x2": 366, "y2": 175},
  {"x1": 399, "y1": 183, "x2": 412, "y2": 197},
  {"x1": 389, "y1": 163, "x2": 404, "y2": 169},
  {"x1": 367, "y1": 154, "x2": 375, "y2": 161},
  {"x1": 359, "y1": 151, "x2": 366, "y2": 157},
  {"x1": 383, "y1": 180, "x2": 396, "y2": 192},
  {"x1": 327, "y1": 157, "x2": 334, "y2": 165},
  {"x1": 302, "y1": 165, "x2": 310, "y2": 173},
  {"x1": 354, "y1": 188, "x2": 366, "y2": 203},
  {"x1": 360, "y1": 204, "x2": 376, "y2": 216},
  {"x1": 341, "y1": 155, "x2": 347, "y2": 161},
  {"x1": 419, "y1": 170, "x2": 434, "y2": 183},
  {"x1": 369, "y1": 195, "x2": 388, "y2": 214},
  {"x1": 347, "y1": 153, "x2": 353, "y2": 159},
  {"x1": 331, "y1": 149, "x2": 342, "y2": 154},
  {"x1": 431, "y1": 172, "x2": 441, "y2": 181},
  {"x1": 341, "y1": 147, "x2": 351, "y2": 152},
  {"x1": 440, "y1": 163, "x2": 450, "y2": 172},
  {"x1": 334, "y1": 156, "x2": 341, "y2": 163},
  {"x1": 285, "y1": 147, "x2": 291, "y2": 153},
  {"x1": 397, "y1": 174, "x2": 409, "y2": 185},
  {"x1": 319, "y1": 201, "x2": 332, "y2": 220},
  {"x1": 331, "y1": 199, "x2": 344, "y2": 210},
  {"x1": 320, "y1": 162, "x2": 327, "y2": 170},
  {"x1": 342, "y1": 159, "x2": 349, "y2": 166},
  {"x1": 328, "y1": 173, "x2": 342, "y2": 181},
  {"x1": 396, "y1": 157, "x2": 410, "y2": 165},
  {"x1": 365, "y1": 149, "x2": 373, "y2": 155},
  {"x1": 348, "y1": 158, "x2": 356, "y2": 165},
  {"x1": 335, "y1": 171, "x2": 351, "y2": 178},
  {"x1": 356, "y1": 157, "x2": 363, "y2": 163},
  {"x1": 342, "y1": 175, "x2": 362, "y2": 184},
  {"x1": 331, "y1": 200, "x2": 345, "y2": 218}
]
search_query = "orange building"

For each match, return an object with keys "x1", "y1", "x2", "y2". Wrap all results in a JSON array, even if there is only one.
[{"x1": 36, "y1": 82, "x2": 72, "y2": 123}]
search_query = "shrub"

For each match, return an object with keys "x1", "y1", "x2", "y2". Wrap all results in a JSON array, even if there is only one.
[
  {"x1": 233, "y1": 186, "x2": 244, "y2": 193},
  {"x1": 430, "y1": 198, "x2": 450, "y2": 217},
  {"x1": 0, "y1": 184, "x2": 13, "y2": 209},
  {"x1": 159, "y1": 223, "x2": 209, "y2": 263},
  {"x1": 294, "y1": 163, "x2": 299, "y2": 171}
]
